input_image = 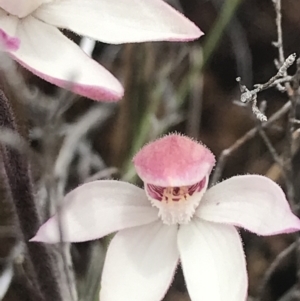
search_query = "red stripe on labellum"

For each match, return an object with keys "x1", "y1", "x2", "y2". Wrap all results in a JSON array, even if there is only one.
[{"x1": 146, "y1": 177, "x2": 206, "y2": 203}]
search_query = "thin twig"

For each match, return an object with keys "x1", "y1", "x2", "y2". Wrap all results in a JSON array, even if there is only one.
[
  {"x1": 255, "y1": 101, "x2": 284, "y2": 168},
  {"x1": 50, "y1": 104, "x2": 114, "y2": 301},
  {"x1": 54, "y1": 104, "x2": 114, "y2": 192},
  {"x1": 272, "y1": 0, "x2": 294, "y2": 96},
  {"x1": 84, "y1": 167, "x2": 119, "y2": 183},
  {"x1": 272, "y1": 0, "x2": 285, "y2": 66},
  {"x1": 258, "y1": 128, "x2": 283, "y2": 168},
  {"x1": 210, "y1": 100, "x2": 291, "y2": 185},
  {"x1": 277, "y1": 285, "x2": 300, "y2": 301},
  {"x1": 237, "y1": 54, "x2": 295, "y2": 121},
  {"x1": 257, "y1": 242, "x2": 296, "y2": 301}
]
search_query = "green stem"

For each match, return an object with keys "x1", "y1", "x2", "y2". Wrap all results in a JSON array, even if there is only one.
[
  {"x1": 178, "y1": 0, "x2": 243, "y2": 104},
  {"x1": 202, "y1": 0, "x2": 243, "y2": 67}
]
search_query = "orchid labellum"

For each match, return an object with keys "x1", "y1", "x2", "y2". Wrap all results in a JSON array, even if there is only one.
[
  {"x1": 0, "y1": 0, "x2": 202, "y2": 101},
  {"x1": 31, "y1": 134, "x2": 300, "y2": 301}
]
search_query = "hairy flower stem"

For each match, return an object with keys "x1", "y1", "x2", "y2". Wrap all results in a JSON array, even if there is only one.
[{"x1": 0, "y1": 90, "x2": 63, "y2": 301}]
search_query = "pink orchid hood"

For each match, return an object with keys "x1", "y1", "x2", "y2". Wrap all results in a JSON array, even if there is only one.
[{"x1": 133, "y1": 134, "x2": 216, "y2": 186}]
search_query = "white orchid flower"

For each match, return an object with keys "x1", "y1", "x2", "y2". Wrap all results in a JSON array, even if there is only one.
[
  {"x1": 31, "y1": 134, "x2": 300, "y2": 301},
  {"x1": 0, "y1": 0, "x2": 202, "y2": 101}
]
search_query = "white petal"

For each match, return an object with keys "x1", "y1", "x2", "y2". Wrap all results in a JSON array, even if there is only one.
[
  {"x1": 0, "y1": 0, "x2": 44, "y2": 18},
  {"x1": 34, "y1": 0, "x2": 202, "y2": 44},
  {"x1": 80, "y1": 37, "x2": 96, "y2": 56},
  {"x1": 101, "y1": 221, "x2": 179, "y2": 301},
  {"x1": 0, "y1": 265, "x2": 13, "y2": 300},
  {"x1": 11, "y1": 16, "x2": 123, "y2": 101},
  {"x1": 197, "y1": 175, "x2": 300, "y2": 235},
  {"x1": 178, "y1": 219, "x2": 247, "y2": 301},
  {"x1": 31, "y1": 180, "x2": 158, "y2": 243}
]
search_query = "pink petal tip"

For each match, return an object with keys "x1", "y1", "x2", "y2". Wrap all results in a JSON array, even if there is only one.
[
  {"x1": 29, "y1": 236, "x2": 39, "y2": 242},
  {"x1": 11, "y1": 54, "x2": 124, "y2": 101},
  {"x1": 133, "y1": 133, "x2": 215, "y2": 186},
  {"x1": 0, "y1": 29, "x2": 20, "y2": 51}
]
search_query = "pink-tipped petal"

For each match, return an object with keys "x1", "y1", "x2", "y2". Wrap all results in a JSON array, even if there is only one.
[
  {"x1": 178, "y1": 220, "x2": 247, "y2": 301},
  {"x1": 11, "y1": 16, "x2": 123, "y2": 101},
  {"x1": 0, "y1": 29, "x2": 19, "y2": 51},
  {"x1": 0, "y1": 10, "x2": 19, "y2": 51},
  {"x1": 197, "y1": 175, "x2": 300, "y2": 235},
  {"x1": 34, "y1": 0, "x2": 202, "y2": 44},
  {"x1": 0, "y1": 0, "x2": 44, "y2": 18},
  {"x1": 133, "y1": 134, "x2": 215, "y2": 186},
  {"x1": 31, "y1": 180, "x2": 158, "y2": 243},
  {"x1": 101, "y1": 221, "x2": 179, "y2": 301}
]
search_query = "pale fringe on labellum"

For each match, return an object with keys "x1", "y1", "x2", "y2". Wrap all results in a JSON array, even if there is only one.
[
  {"x1": 0, "y1": 0, "x2": 203, "y2": 101},
  {"x1": 31, "y1": 134, "x2": 300, "y2": 301}
]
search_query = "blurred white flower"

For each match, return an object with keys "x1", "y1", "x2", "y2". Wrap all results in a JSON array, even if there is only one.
[
  {"x1": 0, "y1": 265, "x2": 13, "y2": 300},
  {"x1": 0, "y1": 0, "x2": 202, "y2": 101}
]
